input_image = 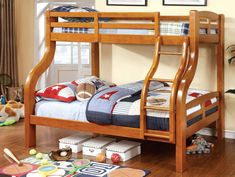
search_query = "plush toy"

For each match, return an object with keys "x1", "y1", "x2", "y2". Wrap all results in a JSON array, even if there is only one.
[
  {"x1": 186, "y1": 135, "x2": 214, "y2": 154},
  {"x1": 75, "y1": 83, "x2": 96, "y2": 101},
  {"x1": 0, "y1": 100, "x2": 24, "y2": 126}
]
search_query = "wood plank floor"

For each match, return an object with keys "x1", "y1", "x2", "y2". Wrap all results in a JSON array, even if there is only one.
[{"x1": 1, "y1": 120, "x2": 235, "y2": 177}]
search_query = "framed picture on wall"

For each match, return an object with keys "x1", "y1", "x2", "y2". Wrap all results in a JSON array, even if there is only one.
[
  {"x1": 107, "y1": 0, "x2": 147, "y2": 6},
  {"x1": 163, "y1": 0, "x2": 207, "y2": 6}
]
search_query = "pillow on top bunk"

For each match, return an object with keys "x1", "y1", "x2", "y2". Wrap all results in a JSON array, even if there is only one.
[
  {"x1": 36, "y1": 83, "x2": 76, "y2": 103},
  {"x1": 51, "y1": 5, "x2": 110, "y2": 22}
]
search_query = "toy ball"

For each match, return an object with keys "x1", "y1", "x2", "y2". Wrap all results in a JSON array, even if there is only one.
[
  {"x1": 60, "y1": 151, "x2": 68, "y2": 157},
  {"x1": 111, "y1": 153, "x2": 121, "y2": 163},
  {"x1": 96, "y1": 153, "x2": 106, "y2": 163},
  {"x1": 29, "y1": 149, "x2": 37, "y2": 155},
  {"x1": 76, "y1": 83, "x2": 96, "y2": 101},
  {"x1": 40, "y1": 159, "x2": 48, "y2": 165},
  {"x1": 36, "y1": 153, "x2": 43, "y2": 159}
]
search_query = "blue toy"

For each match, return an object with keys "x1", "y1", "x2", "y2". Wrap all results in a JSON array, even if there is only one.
[{"x1": 0, "y1": 95, "x2": 6, "y2": 105}]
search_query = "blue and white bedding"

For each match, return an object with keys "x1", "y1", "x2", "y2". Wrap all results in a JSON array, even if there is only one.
[
  {"x1": 51, "y1": 5, "x2": 190, "y2": 36},
  {"x1": 35, "y1": 81, "x2": 218, "y2": 131}
]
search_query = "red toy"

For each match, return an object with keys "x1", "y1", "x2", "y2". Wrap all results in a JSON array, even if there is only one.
[{"x1": 111, "y1": 153, "x2": 121, "y2": 163}]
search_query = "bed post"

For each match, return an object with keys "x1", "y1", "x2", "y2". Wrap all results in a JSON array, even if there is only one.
[
  {"x1": 176, "y1": 10, "x2": 199, "y2": 172},
  {"x1": 24, "y1": 11, "x2": 56, "y2": 147},
  {"x1": 91, "y1": 43, "x2": 100, "y2": 77},
  {"x1": 216, "y1": 14, "x2": 225, "y2": 140}
]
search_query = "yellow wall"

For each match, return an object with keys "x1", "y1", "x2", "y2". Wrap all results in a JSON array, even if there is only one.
[
  {"x1": 15, "y1": 0, "x2": 235, "y2": 131},
  {"x1": 15, "y1": 0, "x2": 35, "y2": 85}
]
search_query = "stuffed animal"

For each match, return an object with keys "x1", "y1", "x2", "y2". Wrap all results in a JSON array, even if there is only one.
[
  {"x1": 186, "y1": 135, "x2": 214, "y2": 154},
  {"x1": 75, "y1": 83, "x2": 96, "y2": 101},
  {"x1": 0, "y1": 100, "x2": 24, "y2": 126}
]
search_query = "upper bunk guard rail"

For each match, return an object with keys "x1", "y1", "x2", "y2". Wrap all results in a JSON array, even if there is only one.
[
  {"x1": 140, "y1": 36, "x2": 189, "y2": 143},
  {"x1": 48, "y1": 10, "x2": 221, "y2": 45}
]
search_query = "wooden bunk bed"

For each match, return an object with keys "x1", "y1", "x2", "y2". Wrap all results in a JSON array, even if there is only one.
[{"x1": 24, "y1": 10, "x2": 224, "y2": 172}]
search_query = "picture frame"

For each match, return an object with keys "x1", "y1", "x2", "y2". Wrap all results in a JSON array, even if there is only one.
[
  {"x1": 107, "y1": 0, "x2": 147, "y2": 6},
  {"x1": 163, "y1": 0, "x2": 207, "y2": 6}
]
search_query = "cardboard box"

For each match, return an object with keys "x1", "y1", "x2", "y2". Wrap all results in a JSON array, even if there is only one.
[
  {"x1": 106, "y1": 140, "x2": 141, "y2": 161},
  {"x1": 82, "y1": 137, "x2": 116, "y2": 156},
  {"x1": 59, "y1": 133, "x2": 92, "y2": 153}
]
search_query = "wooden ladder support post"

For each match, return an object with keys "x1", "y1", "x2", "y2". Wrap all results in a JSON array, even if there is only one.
[
  {"x1": 176, "y1": 10, "x2": 199, "y2": 173},
  {"x1": 216, "y1": 14, "x2": 225, "y2": 140},
  {"x1": 24, "y1": 11, "x2": 57, "y2": 147},
  {"x1": 140, "y1": 36, "x2": 162, "y2": 139}
]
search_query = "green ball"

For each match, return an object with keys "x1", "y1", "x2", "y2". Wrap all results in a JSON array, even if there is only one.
[
  {"x1": 29, "y1": 149, "x2": 37, "y2": 155},
  {"x1": 36, "y1": 153, "x2": 43, "y2": 159},
  {"x1": 40, "y1": 159, "x2": 48, "y2": 165}
]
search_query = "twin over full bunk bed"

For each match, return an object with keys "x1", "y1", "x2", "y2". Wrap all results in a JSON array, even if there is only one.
[{"x1": 24, "y1": 9, "x2": 224, "y2": 172}]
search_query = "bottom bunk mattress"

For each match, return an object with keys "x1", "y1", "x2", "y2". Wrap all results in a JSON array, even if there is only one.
[{"x1": 35, "y1": 86, "x2": 218, "y2": 131}]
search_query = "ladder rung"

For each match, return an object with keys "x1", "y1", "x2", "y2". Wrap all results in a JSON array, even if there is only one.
[
  {"x1": 144, "y1": 106, "x2": 169, "y2": 111},
  {"x1": 150, "y1": 78, "x2": 174, "y2": 83},
  {"x1": 144, "y1": 133, "x2": 170, "y2": 139},
  {"x1": 159, "y1": 51, "x2": 182, "y2": 55}
]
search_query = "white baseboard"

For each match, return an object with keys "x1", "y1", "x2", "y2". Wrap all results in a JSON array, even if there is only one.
[{"x1": 197, "y1": 128, "x2": 235, "y2": 139}]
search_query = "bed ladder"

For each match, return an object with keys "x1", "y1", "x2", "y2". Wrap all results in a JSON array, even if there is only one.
[{"x1": 140, "y1": 36, "x2": 189, "y2": 143}]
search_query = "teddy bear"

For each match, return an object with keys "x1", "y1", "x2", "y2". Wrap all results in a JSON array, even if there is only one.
[{"x1": 0, "y1": 100, "x2": 24, "y2": 126}]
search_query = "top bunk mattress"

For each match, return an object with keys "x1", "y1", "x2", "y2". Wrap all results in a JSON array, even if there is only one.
[{"x1": 53, "y1": 22, "x2": 189, "y2": 36}]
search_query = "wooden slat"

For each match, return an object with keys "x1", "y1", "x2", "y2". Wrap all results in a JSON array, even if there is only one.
[
  {"x1": 161, "y1": 36, "x2": 186, "y2": 45},
  {"x1": 99, "y1": 23, "x2": 154, "y2": 29},
  {"x1": 186, "y1": 92, "x2": 218, "y2": 109},
  {"x1": 150, "y1": 78, "x2": 174, "y2": 83},
  {"x1": 200, "y1": 23, "x2": 218, "y2": 29},
  {"x1": 99, "y1": 34, "x2": 155, "y2": 44},
  {"x1": 205, "y1": 102, "x2": 218, "y2": 111},
  {"x1": 50, "y1": 12, "x2": 96, "y2": 17},
  {"x1": 186, "y1": 111, "x2": 219, "y2": 138},
  {"x1": 144, "y1": 133, "x2": 170, "y2": 140},
  {"x1": 30, "y1": 115, "x2": 143, "y2": 139},
  {"x1": 199, "y1": 11, "x2": 219, "y2": 21},
  {"x1": 144, "y1": 106, "x2": 170, "y2": 111},
  {"x1": 99, "y1": 12, "x2": 156, "y2": 20},
  {"x1": 160, "y1": 16, "x2": 189, "y2": 21},
  {"x1": 51, "y1": 22, "x2": 94, "y2": 28},
  {"x1": 51, "y1": 33, "x2": 97, "y2": 42},
  {"x1": 187, "y1": 110, "x2": 203, "y2": 121},
  {"x1": 159, "y1": 51, "x2": 182, "y2": 55}
]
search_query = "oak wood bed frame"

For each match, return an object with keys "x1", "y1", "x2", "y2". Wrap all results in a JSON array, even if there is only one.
[{"x1": 24, "y1": 10, "x2": 224, "y2": 172}]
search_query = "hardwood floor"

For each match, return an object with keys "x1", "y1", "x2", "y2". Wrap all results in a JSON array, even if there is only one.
[{"x1": 1, "y1": 120, "x2": 235, "y2": 177}]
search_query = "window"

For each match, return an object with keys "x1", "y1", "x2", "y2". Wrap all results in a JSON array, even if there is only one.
[{"x1": 35, "y1": 0, "x2": 95, "y2": 86}]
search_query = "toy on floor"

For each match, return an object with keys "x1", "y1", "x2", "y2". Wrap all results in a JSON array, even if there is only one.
[
  {"x1": 0, "y1": 95, "x2": 6, "y2": 105},
  {"x1": 69, "y1": 159, "x2": 90, "y2": 175},
  {"x1": 186, "y1": 135, "x2": 214, "y2": 154},
  {"x1": 96, "y1": 152, "x2": 106, "y2": 163},
  {"x1": 3, "y1": 148, "x2": 23, "y2": 166},
  {"x1": 1, "y1": 148, "x2": 39, "y2": 177},
  {"x1": 49, "y1": 147, "x2": 72, "y2": 161},
  {"x1": 29, "y1": 149, "x2": 37, "y2": 155},
  {"x1": 111, "y1": 153, "x2": 121, "y2": 163},
  {"x1": 38, "y1": 165, "x2": 58, "y2": 177},
  {"x1": 0, "y1": 100, "x2": 24, "y2": 126}
]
